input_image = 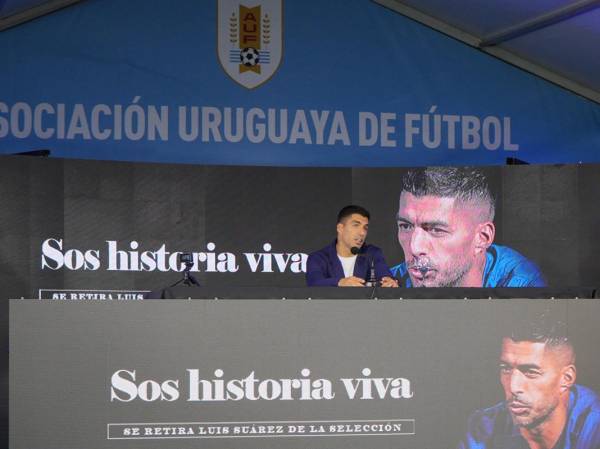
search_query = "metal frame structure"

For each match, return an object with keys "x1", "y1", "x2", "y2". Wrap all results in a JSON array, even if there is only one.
[{"x1": 374, "y1": 0, "x2": 600, "y2": 104}]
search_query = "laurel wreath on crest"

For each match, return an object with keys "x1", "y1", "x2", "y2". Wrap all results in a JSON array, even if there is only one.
[{"x1": 229, "y1": 12, "x2": 237, "y2": 43}]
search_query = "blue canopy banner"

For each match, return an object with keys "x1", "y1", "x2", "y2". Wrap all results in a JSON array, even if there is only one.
[{"x1": 0, "y1": 0, "x2": 599, "y2": 166}]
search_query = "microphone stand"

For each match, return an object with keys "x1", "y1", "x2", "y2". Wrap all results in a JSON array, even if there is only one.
[
  {"x1": 170, "y1": 261, "x2": 201, "y2": 287},
  {"x1": 367, "y1": 257, "x2": 378, "y2": 299},
  {"x1": 352, "y1": 246, "x2": 378, "y2": 298}
]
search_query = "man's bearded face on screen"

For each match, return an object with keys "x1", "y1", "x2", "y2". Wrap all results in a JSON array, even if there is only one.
[
  {"x1": 499, "y1": 338, "x2": 575, "y2": 429},
  {"x1": 396, "y1": 192, "x2": 492, "y2": 287}
]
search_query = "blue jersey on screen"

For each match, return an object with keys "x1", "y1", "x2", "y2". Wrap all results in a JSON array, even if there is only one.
[
  {"x1": 390, "y1": 244, "x2": 546, "y2": 287},
  {"x1": 458, "y1": 385, "x2": 600, "y2": 449}
]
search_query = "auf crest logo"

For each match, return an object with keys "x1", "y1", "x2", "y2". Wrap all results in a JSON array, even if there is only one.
[{"x1": 217, "y1": 0, "x2": 283, "y2": 89}]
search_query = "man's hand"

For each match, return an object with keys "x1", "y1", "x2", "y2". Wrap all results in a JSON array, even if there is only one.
[
  {"x1": 380, "y1": 276, "x2": 399, "y2": 288},
  {"x1": 338, "y1": 276, "x2": 366, "y2": 287}
]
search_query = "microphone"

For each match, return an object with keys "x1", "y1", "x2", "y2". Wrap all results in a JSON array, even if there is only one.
[{"x1": 350, "y1": 245, "x2": 377, "y2": 287}]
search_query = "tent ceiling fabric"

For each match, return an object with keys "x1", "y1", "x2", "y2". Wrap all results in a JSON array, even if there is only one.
[
  {"x1": 1, "y1": 0, "x2": 598, "y2": 103},
  {"x1": 374, "y1": 0, "x2": 600, "y2": 104},
  {"x1": 0, "y1": 0, "x2": 83, "y2": 31}
]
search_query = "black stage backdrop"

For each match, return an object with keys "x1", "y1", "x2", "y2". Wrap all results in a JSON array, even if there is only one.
[{"x1": 0, "y1": 156, "x2": 598, "y2": 299}]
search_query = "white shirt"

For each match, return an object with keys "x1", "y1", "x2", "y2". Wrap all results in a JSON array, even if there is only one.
[{"x1": 338, "y1": 255, "x2": 357, "y2": 278}]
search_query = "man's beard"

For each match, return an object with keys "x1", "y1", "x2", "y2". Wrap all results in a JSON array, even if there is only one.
[
  {"x1": 406, "y1": 256, "x2": 471, "y2": 287},
  {"x1": 508, "y1": 396, "x2": 559, "y2": 430}
]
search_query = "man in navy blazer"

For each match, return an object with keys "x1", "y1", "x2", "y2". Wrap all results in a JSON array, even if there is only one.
[{"x1": 306, "y1": 205, "x2": 398, "y2": 287}]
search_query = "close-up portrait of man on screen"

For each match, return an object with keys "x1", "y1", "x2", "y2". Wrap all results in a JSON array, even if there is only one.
[
  {"x1": 390, "y1": 167, "x2": 546, "y2": 288},
  {"x1": 458, "y1": 313, "x2": 600, "y2": 449}
]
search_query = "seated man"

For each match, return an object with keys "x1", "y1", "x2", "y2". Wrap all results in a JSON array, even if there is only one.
[
  {"x1": 306, "y1": 205, "x2": 397, "y2": 287},
  {"x1": 390, "y1": 167, "x2": 546, "y2": 287}
]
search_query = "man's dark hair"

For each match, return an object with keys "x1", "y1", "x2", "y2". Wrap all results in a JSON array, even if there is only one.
[
  {"x1": 401, "y1": 167, "x2": 495, "y2": 221},
  {"x1": 505, "y1": 309, "x2": 575, "y2": 361},
  {"x1": 337, "y1": 205, "x2": 370, "y2": 223}
]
